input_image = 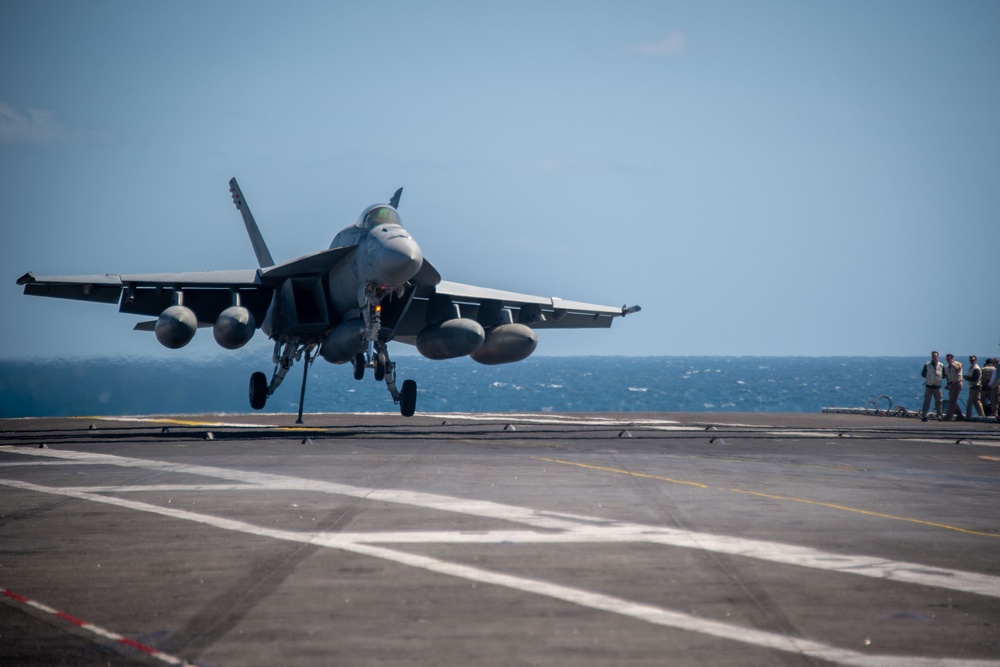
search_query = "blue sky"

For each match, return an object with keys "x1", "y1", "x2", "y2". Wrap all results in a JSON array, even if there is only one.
[{"x1": 2, "y1": 1, "x2": 998, "y2": 360}]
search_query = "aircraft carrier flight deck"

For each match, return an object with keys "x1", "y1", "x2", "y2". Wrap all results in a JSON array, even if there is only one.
[{"x1": 2, "y1": 411, "x2": 999, "y2": 666}]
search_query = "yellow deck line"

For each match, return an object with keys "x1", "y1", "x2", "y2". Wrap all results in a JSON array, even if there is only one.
[
  {"x1": 75, "y1": 416, "x2": 325, "y2": 431},
  {"x1": 537, "y1": 457, "x2": 999, "y2": 539}
]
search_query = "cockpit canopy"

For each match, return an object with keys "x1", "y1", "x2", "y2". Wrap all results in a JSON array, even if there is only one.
[
  {"x1": 331, "y1": 202, "x2": 405, "y2": 249},
  {"x1": 356, "y1": 205, "x2": 401, "y2": 230}
]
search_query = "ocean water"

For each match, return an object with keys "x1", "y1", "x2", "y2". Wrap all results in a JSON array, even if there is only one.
[{"x1": 0, "y1": 356, "x2": 937, "y2": 418}]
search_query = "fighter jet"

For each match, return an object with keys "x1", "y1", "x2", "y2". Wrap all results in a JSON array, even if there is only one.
[{"x1": 17, "y1": 179, "x2": 640, "y2": 421}]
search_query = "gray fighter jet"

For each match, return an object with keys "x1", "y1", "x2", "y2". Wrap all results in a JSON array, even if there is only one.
[{"x1": 17, "y1": 179, "x2": 640, "y2": 420}]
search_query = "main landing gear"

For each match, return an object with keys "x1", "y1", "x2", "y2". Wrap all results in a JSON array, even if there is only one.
[
  {"x1": 248, "y1": 339, "x2": 418, "y2": 420},
  {"x1": 249, "y1": 341, "x2": 317, "y2": 423}
]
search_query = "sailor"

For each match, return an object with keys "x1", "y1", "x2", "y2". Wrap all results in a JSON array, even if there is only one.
[
  {"x1": 963, "y1": 355, "x2": 984, "y2": 417},
  {"x1": 920, "y1": 351, "x2": 945, "y2": 421},
  {"x1": 981, "y1": 358, "x2": 996, "y2": 416},
  {"x1": 991, "y1": 356, "x2": 1000, "y2": 423},
  {"x1": 943, "y1": 354, "x2": 965, "y2": 422}
]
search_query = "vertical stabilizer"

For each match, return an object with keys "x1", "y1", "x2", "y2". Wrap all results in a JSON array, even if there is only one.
[{"x1": 229, "y1": 178, "x2": 275, "y2": 268}]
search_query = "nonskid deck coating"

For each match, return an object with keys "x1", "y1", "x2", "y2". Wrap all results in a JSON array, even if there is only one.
[{"x1": 1, "y1": 412, "x2": 999, "y2": 666}]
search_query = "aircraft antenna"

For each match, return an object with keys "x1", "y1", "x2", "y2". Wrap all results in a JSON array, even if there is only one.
[{"x1": 389, "y1": 187, "x2": 403, "y2": 209}]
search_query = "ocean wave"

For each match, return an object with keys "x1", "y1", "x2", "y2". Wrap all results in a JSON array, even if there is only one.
[{"x1": 0, "y1": 356, "x2": 931, "y2": 417}]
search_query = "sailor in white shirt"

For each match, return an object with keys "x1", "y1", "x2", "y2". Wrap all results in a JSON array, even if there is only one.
[{"x1": 921, "y1": 351, "x2": 945, "y2": 421}]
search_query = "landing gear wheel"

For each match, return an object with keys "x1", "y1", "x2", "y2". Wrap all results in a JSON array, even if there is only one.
[
  {"x1": 374, "y1": 351, "x2": 387, "y2": 382},
  {"x1": 249, "y1": 371, "x2": 268, "y2": 410},
  {"x1": 400, "y1": 379, "x2": 417, "y2": 417},
  {"x1": 353, "y1": 352, "x2": 365, "y2": 380}
]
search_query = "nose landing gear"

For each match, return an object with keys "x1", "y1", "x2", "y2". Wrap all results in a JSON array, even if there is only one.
[{"x1": 351, "y1": 340, "x2": 417, "y2": 417}]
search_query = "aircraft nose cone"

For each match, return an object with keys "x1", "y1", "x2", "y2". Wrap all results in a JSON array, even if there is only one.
[{"x1": 377, "y1": 235, "x2": 424, "y2": 286}]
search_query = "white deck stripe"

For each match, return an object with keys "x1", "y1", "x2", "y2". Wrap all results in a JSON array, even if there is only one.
[
  {"x1": 1, "y1": 476, "x2": 997, "y2": 667},
  {"x1": 4, "y1": 447, "x2": 1000, "y2": 665},
  {"x1": 4, "y1": 447, "x2": 999, "y2": 599}
]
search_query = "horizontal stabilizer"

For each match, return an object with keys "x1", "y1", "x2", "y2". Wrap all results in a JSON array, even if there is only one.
[{"x1": 133, "y1": 320, "x2": 211, "y2": 331}]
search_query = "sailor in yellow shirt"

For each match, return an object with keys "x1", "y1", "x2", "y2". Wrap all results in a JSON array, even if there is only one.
[
  {"x1": 944, "y1": 354, "x2": 965, "y2": 421},
  {"x1": 963, "y1": 355, "x2": 984, "y2": 417}
]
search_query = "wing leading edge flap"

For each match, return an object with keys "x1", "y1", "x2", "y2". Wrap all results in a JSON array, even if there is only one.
[
  {"x1": 18, "y1": 272, "x2": 123, "y2": 304},
  {"x1": 392, "y1": 279, "x2": 635, "y2": 336},
  {"x1": 432, "y1": 280, "x2": 625, "y2": 316},
  {"x1": 19, "y1": 270, "x2": 262, "y2": 288},
  {"x1": 18, "y1": 270, "x2": 266, "y2": 314}
]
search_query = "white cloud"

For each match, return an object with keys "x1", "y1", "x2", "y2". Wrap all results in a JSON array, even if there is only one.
[
  {"x1": 627, "y1": 31, "x2": 687, "y2": 58},
  {"x1": 0, "y1": 102, "x2": 70, "y2": 145},
  {"x1": 0, "y1": 102, "x2": 112, "y2": 145}
]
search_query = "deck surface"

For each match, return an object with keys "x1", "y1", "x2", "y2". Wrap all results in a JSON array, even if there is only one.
[{"x1": 2, "y1": 412, "x2": 999, "y2": 666}]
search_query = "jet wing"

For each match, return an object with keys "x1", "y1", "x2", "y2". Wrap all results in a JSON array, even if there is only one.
[
  {"x1": 17, "y1": 270, "x2": 271, "y2": 325},
  {"x1": 391, "y1": 279, "x2": 639, "y2": 339},
  {"x1": 18, "y1": 272, "x2": 132, "y2": 304}
]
